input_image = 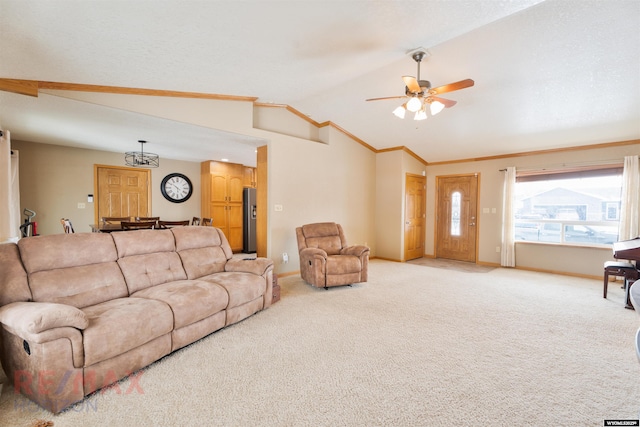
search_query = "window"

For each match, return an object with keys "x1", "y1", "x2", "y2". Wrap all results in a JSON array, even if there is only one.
[
  {"x1": 451, "y1": 191, "x2": 461, "y2": 236},
  {"x1": 514, "y1": 165, "x2": 623, "y2": 246}
]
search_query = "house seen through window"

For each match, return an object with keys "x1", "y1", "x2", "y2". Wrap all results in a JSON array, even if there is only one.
[{"x1": 514, "y1": 166, "x2": 623, "y2": 246}]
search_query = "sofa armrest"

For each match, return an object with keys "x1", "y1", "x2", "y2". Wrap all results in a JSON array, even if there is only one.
[
  {"x1": 0, "y1": 301, "x2": 89, "y2": 339},
  {"x1": 300, "y1": 247, "x2": 327, "y2": 261},
  {"x1": 225, "y1": 257, "x2": 274, "y2": 276},
  {"x1": 340, "y1": 245, "x2": 370, "y2": 257}
]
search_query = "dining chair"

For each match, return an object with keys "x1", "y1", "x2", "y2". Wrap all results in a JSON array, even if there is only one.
[
  {"x1": 102, "y1": 216, "x2": 131, "y2": 225},
  {"x1": 60, "y1": 218, "x2": 75, "y2": 234},
  {"x1": 135, "y1": 216, "x2": 159, "y2": 222},
  {"x1": 158, "y1": 220, "x2": 190, "y2": 229},
  {"x1": 191, "y1": 217, "x2": 201, "y2": 226},
  {"x1": 201, "y1": 218, "x2": 212, "y2": 226},
  {"x1": 121, "y1": 221, "x2": 156, "y2": 230},
  {"x1": 135, "y1": 216, "x2": 160, "y2": 226}
]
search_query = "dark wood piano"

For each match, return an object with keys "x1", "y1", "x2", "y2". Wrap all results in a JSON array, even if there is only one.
[
  {"x1": 612, "y1": 237, "x2": 640, "y2": 309},
  {"x1": 613, "y1": 237, "x2": 640, "y2": 262}
]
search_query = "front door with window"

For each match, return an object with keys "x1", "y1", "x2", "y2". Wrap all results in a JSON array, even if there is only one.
[{"x1": 436, "y1": 174, "x2": 478, "y2": 262}]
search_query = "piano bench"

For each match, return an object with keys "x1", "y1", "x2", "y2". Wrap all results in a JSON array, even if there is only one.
[{"x1": 604, "y1": 261, "x2": 639, "y2": 299}]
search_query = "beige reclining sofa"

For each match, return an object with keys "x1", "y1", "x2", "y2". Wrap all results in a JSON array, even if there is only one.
[{"x1": 0, "y1": 226, "x2": 273, "y2": 413}]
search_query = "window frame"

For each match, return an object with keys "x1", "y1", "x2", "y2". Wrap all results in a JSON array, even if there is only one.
[{"x1": 514, "y1": 164, "x2": 623, "y2": 247}]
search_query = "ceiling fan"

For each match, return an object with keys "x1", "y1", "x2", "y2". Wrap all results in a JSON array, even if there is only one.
[{"x1": 366, "y1": 50, "x2": 474, "y2": 121}]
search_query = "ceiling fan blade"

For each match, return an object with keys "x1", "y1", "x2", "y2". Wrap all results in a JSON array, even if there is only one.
[
  {"x1": 402, "y1": 76, "x2": 422, "y2": 94},
  {"x1": 429, "y1": 79, "x2": 474, "y2": 95},
  {"x1": 366, "y1": 96, "x2": 406, "y2": 102},
  {"x1": 431, "y1": 96, "x2": 457, "y2": 108}
]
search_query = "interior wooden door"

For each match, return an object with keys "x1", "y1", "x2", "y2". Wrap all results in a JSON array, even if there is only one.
[
  {"x1": 435, "y1": 174, "x2": 478, "y2": 262},
  {"x1": 95, "y1": 165, "x2": 151, "y2": 223},
  {"x1": 404, "y1": 173, "x2": 426, "y2": 261}
]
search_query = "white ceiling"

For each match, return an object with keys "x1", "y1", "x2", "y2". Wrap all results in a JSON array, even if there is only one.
[{"x1": 0, "y1": 0, "x2": 638, "y2": 166}]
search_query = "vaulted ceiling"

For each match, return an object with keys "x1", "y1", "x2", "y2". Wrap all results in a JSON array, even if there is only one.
[{"x1": 0, "y1": 0, "x2": 638, "y2": 166}]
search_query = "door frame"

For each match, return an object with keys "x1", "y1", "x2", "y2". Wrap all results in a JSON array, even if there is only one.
[
  {"x1": 93, "y1": 164, "x2": 152, "y2": 224},
  {"x1": 434, "y1": 173, "x2": 480, "y2": 262}
]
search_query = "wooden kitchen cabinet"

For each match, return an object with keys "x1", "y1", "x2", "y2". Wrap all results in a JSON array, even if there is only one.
[
  {"x1": 243, "y1": 166, "x2": 257, "y2": 188},
  {"x1": 201, "y1": 161, "x2": 245, "y2": 251}
]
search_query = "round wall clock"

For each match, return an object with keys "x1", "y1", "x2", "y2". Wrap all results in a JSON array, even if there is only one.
[{"x1": 161, "y1": 173, "x2": 193, "y2": 203}]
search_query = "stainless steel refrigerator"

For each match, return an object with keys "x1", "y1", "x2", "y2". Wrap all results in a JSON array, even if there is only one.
[{"x1": 243, "y1": 188, "x2": 257, "y2": 253}]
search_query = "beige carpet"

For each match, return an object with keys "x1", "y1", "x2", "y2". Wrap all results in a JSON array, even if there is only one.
[
  {"x1": 407, "y1": 256, "x2": 496, "y2": 273},
  {"x1": 1, "y1": 259, "x2": 639, "y2": 426}
]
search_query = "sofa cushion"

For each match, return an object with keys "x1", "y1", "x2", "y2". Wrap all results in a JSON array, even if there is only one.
[
  {"x1": 171, "y1": 226, "x2": 232, "y2": 256},
  {"x1": 300, "y1": 223, "x2": 343, "y2": 255},
  {"x1": 200, "y1": 272, "x2": 266, "y2": 308},
  {"x1": 118, "y1": 252, "x2": 188, "y2": 294},
  {"x1": 111, "y1": 229, "x2": 175, "y2": 258},
  {"x1": 172, "y1": 227, "x2": 231, "y2": 279},
  {"x1": 18, "y1": 233, "x2": 117, "y2": 271},
  {"x1": 0, "y1": 243, "x2": 31, "y2": 306},
  {"x1": 326, "y1": 255, "x2": 362, "y2": 275},
  {"x1": 28, "y1": 263, "x2": 128, "y2": 308},
  {"x1": 131, "y1": 279, "x2": 229, "y2": 329},
  {"x1": 82, "y1": 297, "x2": 173, "y2": 366},
  {"x1": 18, "y1": 233, "x2": 128, "y2": 308}
]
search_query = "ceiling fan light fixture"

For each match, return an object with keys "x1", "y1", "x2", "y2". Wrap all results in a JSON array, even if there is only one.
[
  {"x1": 392, "y1": 105, "x2": 406, "y2": 119},
  {"x1": 406, "y1": 97, "x2": 422, "y2": 113},
  {"x1": 430, "y1": 100, "x2": 445, "y2": 116},
  {"x1": 414, "y1": 108, "x2": 427, "y2": 121}
]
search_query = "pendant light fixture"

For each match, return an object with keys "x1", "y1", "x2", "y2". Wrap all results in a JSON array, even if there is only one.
[{"x1": 125, "y1": 140, "x2": 159, "y2": 168}]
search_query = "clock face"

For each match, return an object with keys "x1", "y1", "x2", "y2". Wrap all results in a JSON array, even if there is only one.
[{"x1": 161, "y1": 173, "x2": 193, "y2": 203}]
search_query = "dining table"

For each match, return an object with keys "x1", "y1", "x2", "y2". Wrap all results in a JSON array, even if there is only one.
[{"x1": 89, "y1": 223, "x2": 126, "y2": 233}]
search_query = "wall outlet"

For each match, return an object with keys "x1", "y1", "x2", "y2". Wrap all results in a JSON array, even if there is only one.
[
  {"x1": 274, "y1": 204, "x2": 283, "y2": 212},
  {"x1": 282, "y1": 252, "x2": 288, "y2": 263}
]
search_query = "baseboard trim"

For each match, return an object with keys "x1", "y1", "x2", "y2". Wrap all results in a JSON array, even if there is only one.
[{"x1": 514, "y1": 265, "x2": 601, "y2": 281}]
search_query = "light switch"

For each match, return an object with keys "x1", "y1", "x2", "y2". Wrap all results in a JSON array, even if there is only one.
[
  {"x1": 77, "y1": 203, "x2": 86, "y2": 209},
  {"x1": 483, "y1": 208, "x2": 490, "y2": 214},
  {"x1": 274, "y1": 204, "x2": 283, "y2": 212}
]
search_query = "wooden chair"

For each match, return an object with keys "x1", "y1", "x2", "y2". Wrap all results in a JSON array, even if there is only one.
[
  {"x1": 191, "y1": 217, "x2": 201, "y2": 226},
  {"x1": 60, "y1": 218, "x2": 75, "y2": 234},
  {"x1": 158, "y1": 220, "x2": 190, "y2": 229},
  {"x1": 135, "y1": 216, "x2": 160, "y2": 227},
  {"x1": 135, "y1": 216, "x2": 159, "y2": 222},
  {"x1": 102, "y1": 216, "x2": 131, "y2": 225},
  {"x1": 201, "y1": 218, "x2": 212, "y2": 226},
  {"x1": 121, "y1": 221, "x2": 156, "y2": 230}
]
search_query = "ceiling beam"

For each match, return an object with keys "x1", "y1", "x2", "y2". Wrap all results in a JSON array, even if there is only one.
[
  {"x1": 0, "y1": 79, "x2": 39, "y2": 97},
  {"x1": 0, "y1": 78, "x2": 259, "y2": 102}
]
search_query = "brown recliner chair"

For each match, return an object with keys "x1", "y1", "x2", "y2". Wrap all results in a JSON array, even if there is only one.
[{"x1": 296, "y1": 222, "x2": 370, "y2": 289}]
